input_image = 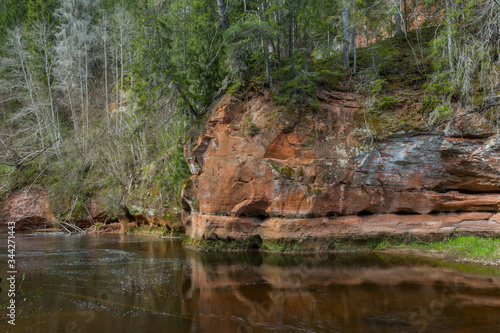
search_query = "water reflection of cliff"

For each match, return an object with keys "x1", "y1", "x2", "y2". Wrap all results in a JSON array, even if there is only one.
[{"x1": 181, "y1": 252, "x2": 500, "y2": 333}]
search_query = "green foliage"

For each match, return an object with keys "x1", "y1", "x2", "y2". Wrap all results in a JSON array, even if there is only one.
[
  {"x1": 420, "y1": 236, "x2": 500, "y2": 260},
  {"x1": 273, "y1": 53, "x2": 317, "y2": 107},
  {"x1": 164, "y1": 0, "x2": 225, "y2": 107},
  {"x1": 239, "y1": 114, "x2": 260, "y2": 137},
  {"x1": 3, "y1": 0, "x2": 496, "y2": 232},
  {"x1": 226, "y1": 81, "x2": 242, "y2": 94},
  {"x1": 425, "y1": 0, "x2": 500, "y2": 118},
  {"x1": 158, "y1": 141, "x2": 191, "y2": 201},
  {"x1": 261, "y1": 239, "x2": 301, "y2": 252},
  {"x1": 184, "y1": 234, "x2": 263, "y2": 251},
  {"x1": 0, "y1": 0, "x2": 28, "y2": 47},
  {"x1": 26, "y1": 0, "x2": 59, "y2": 25},
  {"x1": 128, "y1": 224, "x2": 172, "y2": 235},
  {"x1": 99, "y1": 187, "x2": 125, "y2": 219},
  {"x1": 225, "y1": 14, "x2": 266, "y2": 80},
  {"x1": 370, "y1": 78, "x2": 386, "y2": 94},
  {"x1": 377, "y1": 96, "x2": 398, "y2": 110},
  {"x1": 378, "y1": 236, "x2": 500, "y2": 262}
]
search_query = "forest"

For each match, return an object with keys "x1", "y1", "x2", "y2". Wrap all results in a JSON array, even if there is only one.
[{"x1": 1, "y1": 0, "x2": 499, "y2": 221}]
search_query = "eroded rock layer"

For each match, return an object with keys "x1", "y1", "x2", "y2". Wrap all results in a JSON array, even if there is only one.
[{"x1": 182, "y1": 90, "x2": 500, "y2": 248}]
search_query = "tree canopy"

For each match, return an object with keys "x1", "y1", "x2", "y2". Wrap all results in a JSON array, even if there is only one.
[{"x1": 1, "y1": 0, "x2": 498, "y2": 215}]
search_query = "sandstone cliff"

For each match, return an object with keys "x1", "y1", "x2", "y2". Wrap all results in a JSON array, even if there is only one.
[
  {"x1": 182, "y1": 90, "x2": 500, "y2": 250},
  {"x1": 0, "y1": 186, "x2": 184, "y2": 232}
]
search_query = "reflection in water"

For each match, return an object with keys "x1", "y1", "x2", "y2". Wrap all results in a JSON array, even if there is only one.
[
  {"x1": 182, "y1": 252, "x2": 500, "y2": 333},
  {"x1": 1, "y1": 234, "x2": 500, "y2": 332}
]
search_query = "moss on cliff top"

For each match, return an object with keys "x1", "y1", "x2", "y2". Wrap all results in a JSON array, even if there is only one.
[{"x1": 226, "y1": 28, "x2": 438, "y2": 142}]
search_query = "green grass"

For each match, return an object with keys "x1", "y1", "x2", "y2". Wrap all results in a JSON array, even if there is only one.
[
  {"x1": 185, "y1": 233, "x2": 500, "y2": 270},
  {"x1": 377, "y1": 236, "x2": 500, "y2": 262}
]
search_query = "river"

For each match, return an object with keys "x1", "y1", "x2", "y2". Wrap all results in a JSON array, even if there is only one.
[{"x1": 1, "y1": 233, "x2": 500, "y2": 332}]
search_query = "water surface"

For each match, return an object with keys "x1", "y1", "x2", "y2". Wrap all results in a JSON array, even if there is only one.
[{"x1": 1, "y1": 233, "x2": 500, "y2": 332}]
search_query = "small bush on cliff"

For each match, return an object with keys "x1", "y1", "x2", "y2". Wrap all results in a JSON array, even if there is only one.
[
  {"x1": 377, "y1": 96, "x2": 399, "y2": 110},
  {"x1": 239, "y1": 114, "x2": 260, "y2": 137},
  {"x1": 158, "y1": 141, "x2": 191, "y2": 201},
  {"x1": 273, "y1": 53, "x2": 318, "y2": 109}
]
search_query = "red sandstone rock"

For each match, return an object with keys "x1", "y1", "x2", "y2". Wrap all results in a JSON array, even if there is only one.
[
  {"x1": 0, "y1": 188, "x2": 54, "y2": 230},
  {"x1": 182, "y1": 90, "x2": 500, "y2": 246},
  {"x1": 0, "y1": 188, "x2": 109, "y2": 231}
]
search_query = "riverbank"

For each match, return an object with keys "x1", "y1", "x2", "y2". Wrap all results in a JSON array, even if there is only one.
[
  {"x1": 376, "y1": 236, "x2": 500, "y2": 267},
  {"x1": 184, "y1": 235, "x2": 500, "y2": 267},
  {"x1": 85, "y1": 222, "x2": 184, "y2": 238}
]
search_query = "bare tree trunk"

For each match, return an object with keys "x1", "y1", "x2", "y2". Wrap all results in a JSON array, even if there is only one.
[
  {"x1": 120, "y1": 27, "x2": 124, "y2": 127},
  {"x1": 446, "y1": 0, "x2": 454, "y2": 72},
  {"x1": 275, "y1": 10, "x2": 281, "y2": 64},
  {"x1": 403, "y1": 0, "x2": 407, "y2": 31},
  {"x1": 288, "y1": 14, "x2": 293, "y2": 57},
  {"x1": 85, "y1": 43, "x2": 89, "y2": 141},
  {"x1": 102, "y1": 19, "x2": 109, "y2": 129},
  {"x1": 79, "y1": 58, "x2": 85, "y2": 145},
  {"x1": 216, "y1": 0, "x2": 229, "y2": 30},
  {"x1": 43, "y1": 38, "x2": 60, "y2": 154},
  {"x1": 351, "y1": 0, "x2": 356, "y2": 74},
  {"x1": 15, "y1": 31, "x2": 45, "y2": 150},
  {"x1": 262, "y1": 0, "x2": 272, "y2": 88},
  {"x1": 396, "y1": 1, "x2": 403, "y2": 37},
  {"x1": 115, "y1": 46, "x2": 119, "y2": 130},
  {"x1": 342, "y1": 3, "x2": 350, "y2": 69},
  {"x1": 129, "y1": 52, "x2": 133, "y2": 90},
  {"x1": 66, "y1": 85, "x2": 78, "y2": 142},
  {"x1": 183, "y1": 7, "x2": 187, "y2": 70},
  {"x1": 365, "y1": 17, "x2": 369, "y2": 46}
]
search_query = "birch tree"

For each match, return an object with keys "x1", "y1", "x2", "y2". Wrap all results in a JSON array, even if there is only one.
[
  {"x1": 29, "y1": 21, "x2": 61, "y2": 154},
  {"x1": 111, "y1": 4, "x2": 134, "y2": 130},
  {"x1": 0, "y1": 27, "x2": 56, "y2": 165},
  {"x1": 97, "y1": 13, "x2": 110, "y2": 128},
  {"x1": 342, "y1": 1, "x2": 350, "y2": 69},
  {"x1": 54, "y1": 0, "x2": 98, "y2": 147},
  {"x1": 216, "y1": 0, "x2": 229, "y2": 30}
]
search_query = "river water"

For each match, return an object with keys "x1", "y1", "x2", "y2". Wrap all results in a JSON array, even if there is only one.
[{"x1": 1, "y1": 233, "x2": 500, "y2": 332}]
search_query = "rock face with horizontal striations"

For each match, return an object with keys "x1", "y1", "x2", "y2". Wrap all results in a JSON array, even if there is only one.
[
  {"x1": 182, "y1": 90, "x2": 500, "y2": 249},
  {"x1": 0, "y1": 189, "x2": 55, "y2": 230},
  {"x1": 0, "y1": 188, "x2": 106, "y2": 230}
]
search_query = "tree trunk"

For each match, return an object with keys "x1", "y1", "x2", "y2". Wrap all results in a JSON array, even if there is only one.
[
  {"x1": 44, "y1": 42, "x2": 60, "y2": 153},
  {"x1": 66, "y1": 85, "x2": 78, "y2": 143},
  {"x1": 120, "y1": 28, "x2": 124, "y2": 123},
  {"x1": 262, "y1": 0, "x2": 272, "y2": 88},
  {"x1": 403, "y1": 0, "x2": 407, "y2": 31},
  {"x1": 79, "y1": 57, "x2": 85, "y2": 145},
  {"x1": 16, "y1": 32, "x2": 45, "y2": 150},
  {"x1": 342, "y1": 3, "x2": 349, "y2": 69},
  {"x1": 446, "y1": 0, "x2": 454, "y2": 72},
  {"x1": 351, "y1": 0, "x2": 356, "y2": 74},
  {"x1": 85, "y1": 43, "x2": 89, "y2": 141},
  {"x1": 104, "y1": 20, "x2": 109, "y2": 129},
  {"x1": 115, "y1": 46, "x2": 119, "y2": 130},
  {"x1": 275, "y1": 10, "x2": 281, "y2": 64},
  {"x1": 216, "y1": 0, "x2": 229, "y2": 30},
  {"x1": 288, "y1": 14, "x2": 293, "y2": 57},
  {"x1": 396, "y1": 3, "x2": 403, "y2": 37},
  {"x1": 365, "y1": 17, "x2": 369, "y2": 46}
]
